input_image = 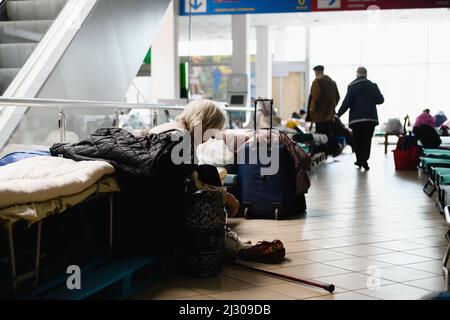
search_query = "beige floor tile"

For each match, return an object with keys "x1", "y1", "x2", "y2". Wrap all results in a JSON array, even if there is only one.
[
  {"x1": 404, "y1": 276, "x2": 448, "y2": 292},
  {"x1": 404, "y1": 260, "x2": 445, "y2": 274},
  {"x1": 304, "y1": 238, "x2": 357, "y2": 249},
  {"x1": 337, "y1": 235, "x2": 394, "y2": 245},
  {"x1": 370, "y1": 240, "x2": 429, "y2": 251},
  {"x1": 269, "y1": 256, "x2": 314, "y2": 269},
  {"x1": 403, "y1": 247, "x2": 448, "y2": 260},
  {"x1": 288, "y1": 249, "x2": 354, "y2": 262},
  {"x1": 207, "y1": 287, "x2": 293, "y2": 300},
  {"x1": 408, "y1": 236, "x2": 449, "y2": 247},
  {"x1": 274, "y1": 263, "x2": 350, "y2": 279},
  {"x1": 370, "y1": 252, "x2": 434, "y2": 265},
  {"x1": 222, "y1": 266, "x2": 284, "y2": 286},
  {"x1": 323, "y1": 257, "x2": 393, "y2": 272},
  {"x1": 132, "y1": 281, "x2": 202, "y2": 300},
  {"x1": 263, "y1": 282, "x2": 330, "y2": 299},
  {"x1": 177, "y1": 295, "x2": 216, "y2": 300},
  {"x1": 314, "y1": 272, "x2": 393, "y2": 291},
  {"x1": 356, "y1": 283, "x2": 432, "y2": 300},
  {"x1": 170, "y1": 275, "x2": 254, "y2": 294},
  {"x1": 362, "y1": 266, "x2": 437, "y2": 283},
  {"x1": 333, "y1": 245, "x2": 394, "y2": 257},
  {"x1": 285, "y1": 242, "x2": 322, "y2": 253},
  {"x1": 306, "y1": 292, "x2": 379, "y2": 300}
]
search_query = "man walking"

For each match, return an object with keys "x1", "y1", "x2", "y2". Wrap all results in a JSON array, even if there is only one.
[
  {"x1": 306, "y1": 65, "x2": 341, "y2": 156},
  {"x1": 337, "y1": 67, "x2": 384, "y2": 171}
]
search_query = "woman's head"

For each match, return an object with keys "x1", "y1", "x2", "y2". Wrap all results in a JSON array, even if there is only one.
[{"x1": 176, "y1": 100, "x2": 226, "y2": 143}]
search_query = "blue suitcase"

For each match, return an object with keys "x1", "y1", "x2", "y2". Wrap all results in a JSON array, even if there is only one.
[
  {"x1": 238, "y1": 144, "x2": 306, "y2": 220},
  {"x1": 237, "y1": 99, "x2": 306, "y2": 220}
]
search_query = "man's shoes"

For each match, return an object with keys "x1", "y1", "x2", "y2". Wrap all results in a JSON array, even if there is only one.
[
  {"x1": 354, "y1": 161, "x2": 362, "y2": 168},
  {"x1": 363, "y1": 163, "x2": 370, "y2": 171}
]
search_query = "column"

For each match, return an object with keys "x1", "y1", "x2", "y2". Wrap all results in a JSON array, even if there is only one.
[
  {"x1": 231, "y1": 14, "x2": 250, "y2": 104},
  {"x1": 304, "y1": 25, "x2": 311, "y2": 100},
  {"x1": 255, "y1": 25, "x2": 272, "y2": 99},
  {"x1": 151, "y1": 0, "x2": 180, "y2": 101}
]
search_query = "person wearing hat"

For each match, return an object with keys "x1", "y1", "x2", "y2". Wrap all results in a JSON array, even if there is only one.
[
  {"x1": 337, "y1": 67, "x2": 384, "y2": 170},
  {"x1": 306, "y1": 65, "x2": 341, "y2": 156}
]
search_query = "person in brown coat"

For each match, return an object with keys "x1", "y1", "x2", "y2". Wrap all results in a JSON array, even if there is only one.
[{"x1": 306, "y1": 65, "x2": 341, "y2": 156}]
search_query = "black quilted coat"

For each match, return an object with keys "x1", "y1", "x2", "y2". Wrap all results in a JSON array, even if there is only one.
[{"x1": 50, "y1": 128, "x2": 198, "y2": 257}]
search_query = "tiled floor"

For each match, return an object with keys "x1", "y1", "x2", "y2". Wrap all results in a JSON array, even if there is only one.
[{"x1": 132, "y1": 144, "x2": 449, "y2": 300}]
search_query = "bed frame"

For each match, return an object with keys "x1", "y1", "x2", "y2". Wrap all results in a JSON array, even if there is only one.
[{"x1": 1, "y1": 193, "x2": 115, "y2": 295}]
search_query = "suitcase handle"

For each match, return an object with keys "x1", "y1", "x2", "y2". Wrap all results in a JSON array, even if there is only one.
[{"x1": 254, "y1": 98, "x2": 274, "y2": 155}]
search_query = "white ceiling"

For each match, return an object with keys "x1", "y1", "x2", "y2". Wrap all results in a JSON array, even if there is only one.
[{"x1": 178, "y1": 8, "x2": 450, "y2": 41}]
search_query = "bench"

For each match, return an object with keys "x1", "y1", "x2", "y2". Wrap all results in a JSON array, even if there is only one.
[{"x1": 375, "y1": 132, "x2": 400, "y2": 155}]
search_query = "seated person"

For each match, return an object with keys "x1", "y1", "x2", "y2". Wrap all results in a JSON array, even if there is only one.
[
  {"x1": 291, "y1": 112, "x2": 301, "y2": 120},
  {"x1": 148, "y1": 100, "x2": 240, "y2": 219},
  {"x1": 413, "y1": 109, "x2": 442, "y2": 148},
  {"x1": 415, "y1": 109, "x2": 435, "y2": 129},
  {"x1": 435, "y1": 110, "x2": 448, "y2": 128}
]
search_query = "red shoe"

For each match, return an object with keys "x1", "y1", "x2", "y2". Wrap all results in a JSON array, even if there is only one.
[{"x1": 238, "y1": 240, "x2": 286, "y2": 264}]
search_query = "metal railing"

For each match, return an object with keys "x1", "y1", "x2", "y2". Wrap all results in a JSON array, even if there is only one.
[{"x1": 0, "y1": 97, "x2": 254, "y2": 146}]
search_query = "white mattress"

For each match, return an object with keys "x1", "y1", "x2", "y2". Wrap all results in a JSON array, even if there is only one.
[{"x1": 0, "y1": 156, "x2": 115, "y2": 209}]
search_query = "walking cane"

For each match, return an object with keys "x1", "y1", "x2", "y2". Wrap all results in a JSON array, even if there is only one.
[{"x1": 234, "y1": 261, "x2": 336, "y2": 294}]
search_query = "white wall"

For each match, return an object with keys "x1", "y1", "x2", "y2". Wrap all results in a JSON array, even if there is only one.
[
  {"x1": 309, "y1": 21, "x2": 450, "y2": 124},
  {"x1": 151, "y1": 0, "x2": 180, "y2": 101},
  {"x1": 126, "y1": 77, "x2": 153, "y2": 103}
]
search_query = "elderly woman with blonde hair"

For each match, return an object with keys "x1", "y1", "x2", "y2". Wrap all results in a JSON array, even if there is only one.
[{"x1": 149, "y1": 100, "x2": 239, "y2": 214}]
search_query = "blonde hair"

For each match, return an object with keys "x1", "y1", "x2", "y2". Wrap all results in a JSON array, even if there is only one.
[{"x1": 176, "y1": 100, "x2": 226, "y2": 136}]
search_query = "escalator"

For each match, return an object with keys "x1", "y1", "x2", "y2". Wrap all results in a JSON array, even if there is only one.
[
  {"x1": 0, "y1": 0, "x2": 171, "y2": 149},
  {"x1": 0, "y1": 0, "x2": 67, "y2": 95}
]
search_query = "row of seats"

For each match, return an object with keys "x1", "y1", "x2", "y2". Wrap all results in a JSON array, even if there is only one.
[{"x1": 418, "y1": 148, "x2": 450, "y2": 291}]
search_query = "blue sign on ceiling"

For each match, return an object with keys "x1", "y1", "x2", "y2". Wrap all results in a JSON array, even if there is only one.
[{"x1": 180, "y1": 0, "x2": 311, "y2": 16}]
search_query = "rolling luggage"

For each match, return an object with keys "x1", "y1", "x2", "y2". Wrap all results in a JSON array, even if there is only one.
[
  {"x1": 393, "y1": 116, "x2": 421, "y2": 171},
  {"x1": 238, "y1": 99, "x2": 307, "y2": 220}
]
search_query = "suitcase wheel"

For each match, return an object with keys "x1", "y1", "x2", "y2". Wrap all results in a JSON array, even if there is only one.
[
  {"x1": 243, "y1": 203, "x2": 251, "y2": 220},
  {"x1": 272, "y1": 203, "x2": 281, "y2": 220}
]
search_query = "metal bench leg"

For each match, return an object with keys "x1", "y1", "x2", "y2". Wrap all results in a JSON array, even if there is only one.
[
  {"x1": 32, "y1": 221, "x2": 42, "y2": 288},
  {"x1": 107, "y1": 194, "x2": 114, "y2": 254},
  {"x1": 6, "y1": 221, "x2": 43, "y2": 294},
  {"x1": 443, "y1": 243, "x2": 450, "y2": 291},
  {"x1": 6, "y1": 224, "x2": 18, "y2": 295},
  {"x1": 384, "y1": 134, "x2": 388, "y2": 155},
  {"x1": 423, "y1": 179, "x2": 436, "y2": 197},
  {"x1": 444, "y1": 229, "x2": 450, "y2": 291}
]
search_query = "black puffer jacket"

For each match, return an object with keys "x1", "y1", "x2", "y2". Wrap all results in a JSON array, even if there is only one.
[
  {"x1": 50, "y1": 128, "x2": 198, "y2": 257},
  {"x1": 337, "y1": 78, "x2": 384, "y2": 126},
  {"x1": 50, "y1": 127, "x2": 196, "y2": 178}
]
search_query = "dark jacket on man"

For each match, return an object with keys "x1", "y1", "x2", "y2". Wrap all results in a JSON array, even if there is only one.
[
  {"x1": 337, "y1": 77, "x2": 384, "y2": 126},
  {"x1": 306, "y1": 75, "x2": 340, "y2": 123}
]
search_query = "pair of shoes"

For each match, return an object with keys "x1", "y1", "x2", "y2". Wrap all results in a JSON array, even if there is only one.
[{"x1": 238, "y1": 240, "x2": 286, "y2": 264}]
